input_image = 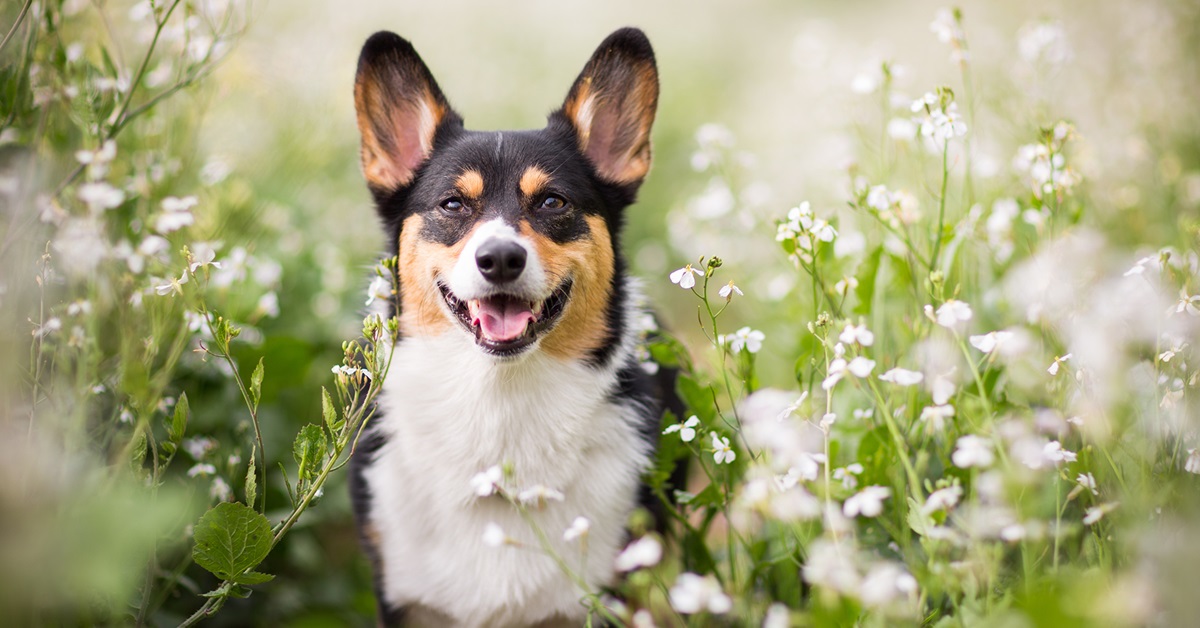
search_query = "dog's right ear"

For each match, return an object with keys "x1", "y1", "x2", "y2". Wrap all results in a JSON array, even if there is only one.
[{"x1": 354, "y1": 32, "x2": 460, "y2": 193}]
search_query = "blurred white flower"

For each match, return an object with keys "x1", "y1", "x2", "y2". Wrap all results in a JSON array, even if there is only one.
[
  {"x1": 614, "y1": 536, "x2": 662, "y2": 572},
  {"x1": 1047, "y1": 353, "x2": 1072, "y2": 375},
  {"x1": 470, "y1": 465, "x2": 503, "y2": 497},
  {"x1": 187, "y1": 463, "x2": 216, "y2": 477},
  {"x1": 934, "y1": 300, "x2": 973, "y2": 329},
  {"x1": 820, "y1": 412, "x2": 837, "y2": 430},
  {"x1": 969, "y1": 330, "x2": 1013, "y2": 354},
  {"x1": 887, "y1": 117, "x2": 917, "y2": 141},
  {"x1": 844, "y1": 486, "x2": 891, "y2": 518},
  {"x1": 77, "y1": 181, "x2": 125, "y2": 213},
  {"x1": 919, "y1": 404, "x2": 955, "y2": 432},
  {"x1": 663, "y1": 415, "x2": 700, "y2": 442},
  {"x1": 209, "y1": 477, "x2": 232, "y2": 501},
  {"x1": 930, "y1": 9, "x2": 963, "y2": 45},
  {"x1": 563, "y1": 516, "x2": 590, "y2": 542},
  {"x1": 188, "y1": 242, "x2": 223, "y2": 272},
  {"x1": 1041, "y1": 441, "x2": 1077, "y2": 465},
  {"x1": 669, "y1": 572, "x2": 732, "y2": 615},
  {"x1": 155, "y1": 196, "x2": 198, "y2": 233},
  {"x1": 712, "y1": 432, "x2": 736, "y2": 465},
  {"x1": 1123, "y1": 255, "x2": 1157, "y2": 277},
  {"x1": 839, "y1": 323, "x2": 875, "y2": 347},
  {"x1": 879, "y1": 367, "x2": 923, "y2": 386},
  {"x1": 834, "y1": 275, "x2": 859, "y2": 295},
  {"x1": 762, "y1": 604, "x2": 790, "y2": 628},
  {"x1": 256, "y1": 291, "x2": 279, "y2": 318},
  {"x1": 1174, "y1": 290, "x2": 1200, "y2": 316},
  {"x1": 1185, "y1": 448, "x2": 1199, "y2": 475},
  {"x1": 726, "y1": 327, "x2": 765, "y2": 354},
  {"x1": 75, "y1": 140, "x2": 117, "y2": 179},
  {"x1": 482, "y1": 522, "x2": 506, "y2": 547},
  {"x1": 365, "y1": 275, "x2": 391, "y2": 306},
  {"x1": 1076, "y1": 473, "x2": 1098, "y2": 495},
  {"x1": 833, "y1": 463, "x2": 863, "y2": 490},
  {"x1": 516, "y1": 484, "x2": 565, "y2": 507},
  {"x1": 860, "y1": 562, "x2": 918, "y2": 608},
  {"x1": 688, "y1": 180, "x2": 735, "y2": 219},
  {"x1": 921, "y1": 485, "x2": 963, "y2": 515},
  {"x1": 823, "y1": 356, "x2": 875, "y2": 390},
  {"x1": 669, "y1": 263, "x2": 704, "y2": 289},
  {"x1": 952, "y1": 435, "x2": 994, "y2": 468},
  {"x1": 1083, "y1": 502, "x2": 1118, "y2": 526},
  {"x1": 802, "y1": 539, "x2": 860, "y2": 593},
  {"x1": 1018, "y1": 20, "x2": 1071, "y2": 65}
]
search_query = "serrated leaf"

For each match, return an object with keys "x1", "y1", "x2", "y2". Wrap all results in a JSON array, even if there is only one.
[
  {"x1": 233, "y1": 571, "x2": 275, "y2": 585},
  {"x1": 192, "y1": 502, "x2": 273, "y2": 581},
  {"x1": 129, "y1": 428, "x2": 147, "y2": 473},
  {"x1": 292, "y1": 424, "x2": 327, "y2": 483},
  {"x1": 170, "y1": 392, "x2": 189, "y2": 442},
  {"x1": 244, "y1": 446, "x2": 257, "y2": 507},
  {"x1": 250, "y1": 358, "x2": 264, "y2": 410},
  {"x1": 321, "y1": 387, "x2": 343, "y2": 435}
]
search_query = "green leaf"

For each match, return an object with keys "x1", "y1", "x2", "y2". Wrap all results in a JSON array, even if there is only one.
[
  {"x1": 169, "y1": 392, "x2": 189, "y2": 443},
  {"x1": 129, "y1": 428, "x2": 147, "y2": 473},
  {"x1": 853, "y1": 247, "x2": 882, "y2": 316},
  {"x1": 250, "y1": 358, "x2": 264, "y2": 410},
  {"x1": 292, "y1": 424, "x2": 327, "y2": 483},
  {"x1": 676, "y1": 374, "x2": 716, "y2": 423},
  {"x1": 192, "y1": 502, "x2": 273, "y2": 582},
  {"x1": 244, "y1": 446, "x2": 257, "y2": 507},
  {"x1": 681, "y1": 528, "x2": 717, "y2": 575},
  {"x1": 233, "y1": 571, "x2": 275, "y2": 585},
  {"x1": 321, "y1": 387, "x2": 343, "y2": 435}
]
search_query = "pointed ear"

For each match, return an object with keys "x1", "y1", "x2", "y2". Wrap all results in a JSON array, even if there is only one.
[
  {"x1": 557, "y1": 28, "x2": 659, "y2": 187},
  {"x1": 354, "y1": 31, "x2": 460, "y2": 192}
]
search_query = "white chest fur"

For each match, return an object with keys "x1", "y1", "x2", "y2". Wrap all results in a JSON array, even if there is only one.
[{"x1": 364, "y1": 331, "x2": 651, "y2": 627}]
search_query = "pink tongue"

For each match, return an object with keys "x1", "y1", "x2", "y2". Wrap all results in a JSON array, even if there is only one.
[{"x1": 474, "y1": 298, "x2": 535, "y2": 342}]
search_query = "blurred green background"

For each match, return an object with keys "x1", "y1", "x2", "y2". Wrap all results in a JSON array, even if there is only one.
[{"x1": 3, "y1": 0, "x2": 1200, "y2": 625}]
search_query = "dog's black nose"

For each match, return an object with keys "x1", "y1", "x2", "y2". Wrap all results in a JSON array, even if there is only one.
[{"x1": 475, "y1": 240, "x2": 527, "y2": 283}]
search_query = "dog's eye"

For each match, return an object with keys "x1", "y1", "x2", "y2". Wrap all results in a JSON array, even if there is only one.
[
  {"x1": 440, "y1": 198, "x2": 466, "y2": 213},
  {"x1": 539, "y1": 195, "x2": 567, "y2": 211}
]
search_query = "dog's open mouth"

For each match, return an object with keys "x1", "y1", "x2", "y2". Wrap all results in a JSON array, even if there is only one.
[{"x1": 439, "y1": 280, "x2": 572, "y2": 356}]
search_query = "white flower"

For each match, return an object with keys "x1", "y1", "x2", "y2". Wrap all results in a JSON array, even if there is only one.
[
  {"x1": 1047, "y1": 353, "x2": 1072, "y2": 375},
  {"x1": 470, "y1": 465, "x2": 503, "y2": 497},
  {"x1": 563, "y1": 516, "x2": 591, "y2": 542},
  {"x1": 1018, "y1": 20, "x2": 1071, "y2": 65},
  {"x1": 762, "y1": 604, "x2": 790, "y2": 628},
  {"x1": 1042, "y1": 441, "x2": 1077, "y2": 465},
  {"x1": 860, "y1": 562, "x2": 919, "y2": 608},
  {"x1": 934, "y1": 299, "x2": 973, "y2": 328},
  {"x1": 77, "y1": 181, "x2": 126, "y2": 214},
  {"x1": 669, "y1": 264, "x2": 705, "y2": 289},
  {"x1": 1123, "y1": 255, "x2": 1156, "y2": 277},
  {"x1": 952, "y1": 435, "x2": 994, "y2": 468},
  {"x1": 839, "y1": 323, "x2": 875, "y2": 347},
  {"x1": 969, "y1": 330, "x2": 1014, "y2": 354},
  {"x1": 154, "y1": 196, "x2": 199, "y2": 234},
  {"x1": 669, "y1": 572, "x2": 732, "y2": 615},
  {"x1": 930, "y1": 8, "x2": 962, "y2": 45},
  {"x1": 183, "y1": 436, "x2": 216, "y2": 460},
  {"x1": 726, "y1": 327, "x2": 765, "y2": 354},
  {"x1": 802, "y1": 540, "x2": 860, "y2": 593},
  {"x1": 822, "y1": 356, "x2": 875, "y2": 390},
  {"x1": 921, "y1": 485, "x2": 963, "y2": 515},
  {"x1": 209, "y1": 476, "x2": 232, "y2": 501},
  {"x1": 256, "y1": 291, "x2": 280, "y2": 318},
  {"x1": 154, "y1": 271, "x2": 190, "y2": 296},
  {"x1": 1076, "y1": 473, "x2": 1098, "y2": 495},
  {"x1": 919, "y1": 404, "x2": 955, "y2": 432},
  {"x1": 1184, "y1": 448, "x2": 1199, "y2": 475},
  {"x1": 188, "y1": 243, "x2": 223, "y2": 272},
  {"x1": 1174, "y1": 290, "x2": 1200, "y2": 316},
  {"x1": 718, "y1": 280, "x2": 743, "y2": 300},
  {"x1": 843, "y1": 486, "x2": 891, "y2": 518},
  {"x1": 887, "y1": 117, "x2": 918, "y2": 141},
  {"x1": 1083, "y1": 502, "x2": 1118, "y2": 526},
  {"x1": 879, "y1": 367, "x2": 924, "y2": 386},
  {"x1": 820, "y1": 413, "x2": 837, "y2": 430},
  {"x1": 614, "y1": 536, "x2": 662, "y2": 572},
  {"x1": 516, "y1": 484, "x2": 565, "y2": 507},
  {"x1": 663, "y1": 415, "x2": 701, "y2": 442},
  {"x1": 187, "y1": 463, "x2": 217, "y2": 477},
  {"x1": 365, "y1": 274, "x2": 391, "y2": 307},
  {"x1": 832, "y1": 463, "x2": 863, "y2": 490},
  {"x1": 921, "y1": 102, "x2": 968, "y2": 144},
  {"x1": 711, "y1": 432, "x2": 736, "y2": 465},
  {"x1": 482, "y1": 522, "x2": 506, "y2": 547},
  {"x1": 834, "y1": 276, "x2": 859, "y2": 295}
]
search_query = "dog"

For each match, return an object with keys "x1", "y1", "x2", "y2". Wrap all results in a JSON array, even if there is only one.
[{"x1": 347, "y1": 27, "x2": 678, "y2": 626}]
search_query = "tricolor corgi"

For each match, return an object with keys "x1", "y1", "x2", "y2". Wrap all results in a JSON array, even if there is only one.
[{"x1": 348, "y1": 28, "x2": 676, "y2": 626}]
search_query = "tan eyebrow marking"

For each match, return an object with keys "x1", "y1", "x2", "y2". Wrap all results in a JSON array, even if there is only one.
[
  {"x1": 455, "y1": 169, "x2": 484, "y2": 199},
  {"x1": 519, "y1": 166, "x2": 551, "y2": 197}
]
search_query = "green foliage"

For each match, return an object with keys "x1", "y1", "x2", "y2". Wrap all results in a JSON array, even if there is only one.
[{"x1": 192, "y1": 502, "x2": 274, "y2": 584}]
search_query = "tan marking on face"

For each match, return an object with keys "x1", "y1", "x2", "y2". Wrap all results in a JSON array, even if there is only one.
[
  {"x1": 456, "y1": 169, "x2": 484, "y2": 200},
  {"x1": 396, "y1": 214, "x2": 465, "y2": 336},
  {"x1": 519, "y1": 166, "x2": 551, "y2": 198},
  {"x1": 520, "y1": 215, "x2": 615, "y2": 360}
]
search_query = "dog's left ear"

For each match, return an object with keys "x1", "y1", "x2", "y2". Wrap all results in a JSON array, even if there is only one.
[{"x1": 557, "y1": 28, "x2": 659, "y2": 188}]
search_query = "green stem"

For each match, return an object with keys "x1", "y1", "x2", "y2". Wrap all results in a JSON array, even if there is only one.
[{"x1": 930, "y1": 139, "x2": 951, "y2": 274}]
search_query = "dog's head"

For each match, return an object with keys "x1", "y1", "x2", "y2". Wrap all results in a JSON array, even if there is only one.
[{"x1": 354, "y1": 28, "x2": 658, "y2": 363}]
